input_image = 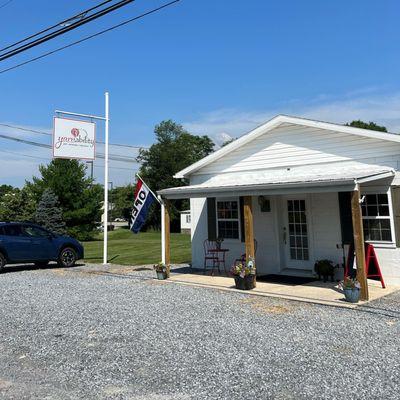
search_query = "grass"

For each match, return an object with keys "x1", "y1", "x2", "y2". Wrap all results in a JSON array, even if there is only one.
[{"x1": 83, "y1": 228, "x2": 191, "y2": 266}]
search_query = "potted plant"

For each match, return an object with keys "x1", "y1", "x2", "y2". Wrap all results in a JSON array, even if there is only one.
[
  {"x1": 230, "y1": 257, "x2": 256, "y2": 290},
  {"x1": 314, "y1": 259, "x2": 335, "y2": 282},
  {"x1": 339, "y1": 277, "x2": 361, "y2": 303},
  {"x1": 153, "y1": 263, "x2": 170, "y2": 280}
]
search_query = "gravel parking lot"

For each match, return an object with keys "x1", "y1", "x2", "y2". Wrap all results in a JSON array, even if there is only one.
[{"x1": 0, "y1": 264, "x2": 399, "y2": 400}]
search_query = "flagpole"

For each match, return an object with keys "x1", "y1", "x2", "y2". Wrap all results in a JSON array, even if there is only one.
[{"x1": 103, "y1": 92, "x2": 109, "y2": 265}]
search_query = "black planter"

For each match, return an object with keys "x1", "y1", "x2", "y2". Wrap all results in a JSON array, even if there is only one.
[{"x1": 234, "y1": 275, "x2": 256, "y2": 290}]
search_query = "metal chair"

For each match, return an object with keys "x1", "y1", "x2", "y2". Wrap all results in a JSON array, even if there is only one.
[{"x1": 203, "y1": 239, "x2": 220, "y2": 275}]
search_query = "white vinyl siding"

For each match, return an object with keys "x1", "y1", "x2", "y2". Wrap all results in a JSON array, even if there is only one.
[{"x1": 195, "y1": 124, "x2": 400, "y2": 175}]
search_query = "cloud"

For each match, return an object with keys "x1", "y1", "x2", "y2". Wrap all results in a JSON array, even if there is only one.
[{"x1": 184, "y1": 90, "x2": 400, "y2": 144}]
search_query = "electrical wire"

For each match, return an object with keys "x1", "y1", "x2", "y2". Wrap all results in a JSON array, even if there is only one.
[
  {"x1": 0, "y1": 0, "x2": 180, "y2": 75},
  {"x1": 0, "y1": 133, "x2": 140, "y2": 163},
  {"x1": 0, "y1": 0, "x2": 136, "y2": 61},
  {"x1": 0, "y1": 0, "x2": 113, "y2": 53},
  {"x1": 0, "y1": 0, "x2": 13, "y2": 10},
  {"x1": 0, "y1": 122, "x2": 148, "y2": 149},
  {"x1": 0, "y1": 148, "x2": 138, "y2": 172}
]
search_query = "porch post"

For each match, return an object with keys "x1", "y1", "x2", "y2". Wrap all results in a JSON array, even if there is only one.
[
  {"x1": 243, "y1": 196, "x2": 256, "y2": 278},
  {"x1": 164, "y1": 199, "x2": 171, "y2": 269},
  {"x1": 351, "y1": 185, "x2": 369, "y2": 300}
]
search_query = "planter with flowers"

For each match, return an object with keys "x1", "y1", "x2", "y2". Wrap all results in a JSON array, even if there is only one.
[
  {"x1": 339, "y1": 277, "x2": 361, "y2": 303},
  {"x1": 230, "y1": 257, "x2": 256, "y2": 290},
  {"x1": 153, "y1": 263, "x2": 170, "y2": 280}
]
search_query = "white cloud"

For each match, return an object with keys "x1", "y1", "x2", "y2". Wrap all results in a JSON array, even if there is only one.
[{"x1": 184, "y1": 90, "x2": 400, "y2": 144}]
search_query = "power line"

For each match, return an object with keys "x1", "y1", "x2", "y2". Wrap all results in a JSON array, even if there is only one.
[
  {"x1": 0, "y1": 1, "x2": 113, "y2": 53},
  {"x1": 0, "y1": 0, "x2": 13, "y2": 10},
  {"x1": 0, "y1": 0, "x2": 136, "y2": 61},
  {"x1": 0, "y1": 133, "x2": 140, "y2": 163},
  {"x1": 0, "y1": 148, "x2": 138, "y2": 172},
  {"x1": 0, "y1": 122, "x2": 148, "y2": 149},
  {"x1": 0, "y1": 0, "x2": 181, "y2": 75}
]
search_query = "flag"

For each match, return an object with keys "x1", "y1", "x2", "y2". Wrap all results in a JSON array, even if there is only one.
[{"x1": 130, "y1": 178, "x2": 156, "y2": 234}]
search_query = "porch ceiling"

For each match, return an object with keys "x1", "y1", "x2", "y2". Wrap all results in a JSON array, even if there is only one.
[{"x1": 159, "y1": 165, "x2": 395, "y2": 199}]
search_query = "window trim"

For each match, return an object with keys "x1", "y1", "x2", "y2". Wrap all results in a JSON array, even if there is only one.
[
  {"x1": 215, "y1": 197, "x2": 241, "y2": 242},
  {"x1": 361, "y1": 188, "x2": 396, "y2": 246}
]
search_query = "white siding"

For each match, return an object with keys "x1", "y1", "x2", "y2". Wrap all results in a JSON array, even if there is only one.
[
  {"x1": 309, "y1": 192, "x2": 342, "y2": 266},
  {"x1": 190, "y1": 198, "x2": 207, "y2": 269},
  {"x1": 196, "y1": 124, "x2": 400, "y2": 175}
]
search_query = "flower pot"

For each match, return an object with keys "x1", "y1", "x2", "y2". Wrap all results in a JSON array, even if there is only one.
[
  {"x1": 234, "y1": 275, "x2": 256, "y2": 290},
  {"x1": 156, "y1": 271, "x2": 168, "y2": 280},
  {"x1": 343, "y1": 288, "x2": 360, "y2": 303}
]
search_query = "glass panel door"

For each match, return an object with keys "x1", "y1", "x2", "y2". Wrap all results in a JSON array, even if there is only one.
[{"x1": 287, "y1": 199, "x2": 309, "y2": 261}]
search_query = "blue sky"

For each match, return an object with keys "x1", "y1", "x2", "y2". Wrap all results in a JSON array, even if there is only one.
[{"x1": 1, "y1": 0, "x2": 400, "y2": 186}]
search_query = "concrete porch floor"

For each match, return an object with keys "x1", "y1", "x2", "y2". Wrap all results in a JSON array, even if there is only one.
[{"x1": 167, "y1": 270, "x2": 400, "y2": 309}]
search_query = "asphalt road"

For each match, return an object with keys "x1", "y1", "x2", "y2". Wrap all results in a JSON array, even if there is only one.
[{"x1": 0, "y1": 264, "x2": 399, "y2": 400}]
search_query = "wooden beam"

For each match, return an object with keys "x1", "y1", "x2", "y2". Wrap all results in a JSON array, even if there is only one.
[
  {"x1": 243, "y1": 196, "x2": 255, "y2": 276},
  {"x1": 351, "y1": 186, "x2": 369, "y2": 301},
  {"x1": 164, "y1": 200, "x2": 171, "y2": 273}
]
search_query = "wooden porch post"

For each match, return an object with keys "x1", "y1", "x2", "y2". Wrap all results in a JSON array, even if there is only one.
[
  {"x1": 351, "y1": 185, "x2": 369, "y2": 300},
  {"x1": 243, "y1": 196, "x2": 256, "y2": 279}
]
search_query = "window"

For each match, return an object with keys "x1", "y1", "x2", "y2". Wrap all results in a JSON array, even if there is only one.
[
  {"x1": 2, "y1": 225, "x2": 23, "y2": 236},
  {"x1": 361, "y1": 193, "x2": 393, "y2": 242},
  {"x1": 186, "y1": 215, "x2": 191, "y2": 224},
  {"x1": 22, "y1": 225, "x2": 50, "y2": 238},
  {"x1": 216, "y1": 200, "x2": 240, "y2": 239}
]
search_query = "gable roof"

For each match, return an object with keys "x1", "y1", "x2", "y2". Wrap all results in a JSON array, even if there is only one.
[{"x1": 175, "y1": 115, "x2": 400, "y2": 179}]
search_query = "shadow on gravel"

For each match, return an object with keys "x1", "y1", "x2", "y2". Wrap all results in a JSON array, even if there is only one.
[{"x1": 0, "y1": 263, "x2": 85, "y2": 274}]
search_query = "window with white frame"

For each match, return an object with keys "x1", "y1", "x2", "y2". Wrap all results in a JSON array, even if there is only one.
[
  {"x1": 186, "y1": 214, "x2": 191, "y2": 224},
  {"x1": 216, "y1": 200, "x2": 240, "y2": 239},
  {"x1": 361, "y1": 193, "x2": 393, "y2": 242}
]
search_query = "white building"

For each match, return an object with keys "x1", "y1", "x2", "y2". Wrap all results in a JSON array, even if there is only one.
[
  {"x1": 159, "y1": 115, "x2": 400, "y2": 286},
  {"x1": 180, "y1": 210, "x2": 191, "y2": 234}
]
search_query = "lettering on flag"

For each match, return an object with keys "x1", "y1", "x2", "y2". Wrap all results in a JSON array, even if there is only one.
[{"x1": 130, "y1": 178, "x2": 156, "y2": 234}]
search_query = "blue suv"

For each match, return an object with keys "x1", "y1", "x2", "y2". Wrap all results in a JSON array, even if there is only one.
[{"x1": 0, "y1": 222, "x2": 84, "y2": 272}]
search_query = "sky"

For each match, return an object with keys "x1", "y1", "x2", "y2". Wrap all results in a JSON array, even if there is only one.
[{"x1": 1, "y1": 0, "x2": 400, "y2": 187}]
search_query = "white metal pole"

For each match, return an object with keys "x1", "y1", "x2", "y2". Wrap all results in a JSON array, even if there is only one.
[
  {"x1": 160, "y1": 196, "x2": 166, "y2": 264},
  {"x1": 103, "y1": 92, "x2": 110, "y2": 265}
]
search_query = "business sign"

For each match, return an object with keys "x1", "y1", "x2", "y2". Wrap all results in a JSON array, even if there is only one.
[{"x1": 53, "y1": 117, "x2": 96, "y2": 160}]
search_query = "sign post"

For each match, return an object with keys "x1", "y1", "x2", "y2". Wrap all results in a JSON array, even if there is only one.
[{"x1": 54, "y1": 92, "x2": 110, "y2": 266}]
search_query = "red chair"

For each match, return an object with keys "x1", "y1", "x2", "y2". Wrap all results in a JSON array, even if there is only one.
[{"x1": 203, "y1": 239, "x2": 220, "y2": 275}]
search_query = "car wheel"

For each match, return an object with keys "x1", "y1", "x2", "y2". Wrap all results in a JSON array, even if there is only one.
[
  {"x1": 0, "y1": 252, "x2": 6, "y2": 273},
  {"x1": 35, "y1": 261, "x2": 49, "y2": 268},
  {"x1": 58, "y1": 247, "x2": 77, "y2": 268}
]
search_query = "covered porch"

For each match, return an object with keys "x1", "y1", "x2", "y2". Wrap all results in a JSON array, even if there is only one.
[{"x1": 159, "y1": 165, "x2": 396, "y2": 301}]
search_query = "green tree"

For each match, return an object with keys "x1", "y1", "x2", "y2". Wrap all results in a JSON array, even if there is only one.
[
  {"x1": 110, "y1": 184, "x2": 135, "y2": 223},
  {"x1": 26, "y1": 159, "x2": 102, "y2": 240},
  {"x1": 34, "y1": 189, "x2": 66, "y2": 235},
  {"x1": 137, "y1": 120, "x2": 214, "y2": 230},
  {"x1": 346, "y1": 120, "x2": 387, "y2": 132},
  {"x1": 0, "y1": 184, "x2": 14, "y2": 200},
  {"x1": 0, "y1": 187, "x2": 36, "y2": 222}
]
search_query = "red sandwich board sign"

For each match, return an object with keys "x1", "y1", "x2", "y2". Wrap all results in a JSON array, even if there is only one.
[{"x1": 345, "y1": 243, "x2": 386, "y2": 288}]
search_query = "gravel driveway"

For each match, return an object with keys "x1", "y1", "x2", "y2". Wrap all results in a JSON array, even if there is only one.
[{"x1": 0, "y1": 263, "x2": 399, "y2": 400}]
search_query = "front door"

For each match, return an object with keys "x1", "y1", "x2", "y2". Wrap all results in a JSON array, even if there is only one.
[{"x1": 282, "y1": 197, "x2": 312, "y2": 270}]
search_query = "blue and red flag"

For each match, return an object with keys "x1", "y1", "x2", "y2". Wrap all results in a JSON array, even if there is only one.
[{"x1": 130, "y1": 177, "x2": 156, "y2": 234}]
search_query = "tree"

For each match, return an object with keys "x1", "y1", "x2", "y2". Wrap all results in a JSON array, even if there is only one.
[
  {"x1": 0, "y1": 184, "x2": 14, "y2": 200},
  {"x1": 137, "y1": 120, "x2": 214, "y2": 230},
  {"x1": 221, "y1": 138, "x2": 236, "y2": 147},
  {"x1": 0, "y1": 187, "x2": 36, "y2": 222},
  {"x1": 110, "y1": 184, "x2": 135, "y2": 223},
  {"x1": 26, "y1": 159, "x2": 103, "y2": 240},
  {"x1": 346, "y1": 120, "x2": 387, "y2": 132},
  {"x1": 35, "y1": 189, "x2": 66, "y2": 235}
]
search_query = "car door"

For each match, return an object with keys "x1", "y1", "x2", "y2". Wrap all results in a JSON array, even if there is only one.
[
  {"x1": 1, "y1": 224, "x2": 33, "y2": 262},
  {"x1": 21, "y1": 225, "x2": 55, "y2": 261}
]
